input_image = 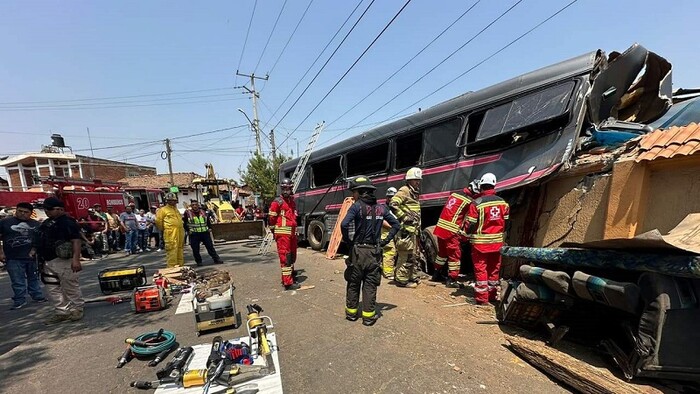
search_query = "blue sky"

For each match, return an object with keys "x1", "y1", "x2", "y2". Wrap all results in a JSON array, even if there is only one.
[{"x1": 1, "y1": 0, "x2": 699, "y2": 181}]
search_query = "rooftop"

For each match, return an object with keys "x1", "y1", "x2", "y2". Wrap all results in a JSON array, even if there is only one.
[
  {"x1": 636, "y1": 123, "x2": 700, "y2": 162},
  {"x1": 118, "y1": 172, "x2": 204, "y2": 189}
]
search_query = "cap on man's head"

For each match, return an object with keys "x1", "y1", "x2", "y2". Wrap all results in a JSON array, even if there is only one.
[
  {"x1": 43, "y1": 197, "x2": 64, "y2": 209},
  {"x1": 93, "y1": 203, "x2": 102, "y2": 207}
]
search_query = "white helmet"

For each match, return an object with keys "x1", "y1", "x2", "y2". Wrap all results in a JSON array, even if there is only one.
[
  {"x1": 405, "y1": 167, "x2": 422, "y2": 180},
  {"x1": 386, "y1": 187, "x2": 398, "y2": 196},
  {"x1": 480, "y1": 173, "x2": 497, "y2": 186}
]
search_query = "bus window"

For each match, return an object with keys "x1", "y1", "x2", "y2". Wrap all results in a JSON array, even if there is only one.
[
  {"x1": 395, "y1": 132, "x2": 423, "y2": 170},
  {"x1": 347, "y1": 142, "x2": 389, "y2": 177},
  {"x1": 311, "y1": 156, "x2": 342, "y2": 187},
  {"x1": 422, "y1": 118, "x2": 462, "y2": 164},
  {"x1": 284, "y1": 168, "x2": 310, "y2": 191},
  {"x1": 477, "y1": 81, "x2": 574, "y2": 141}
]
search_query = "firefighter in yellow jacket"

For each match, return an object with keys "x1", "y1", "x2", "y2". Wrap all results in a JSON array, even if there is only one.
[
  {"x1": 390, "y1": 167, "x2": 422, "y2": 288},
  {"x1": 155, "y1": 192, "x2": 185, "y2": 267},
  {"x1": 381, "y1": 187, "x2": 398, "y2": 279}
]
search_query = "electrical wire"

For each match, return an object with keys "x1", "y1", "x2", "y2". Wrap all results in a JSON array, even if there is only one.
[
  {"x1": 260, "y1": 0, "x2": 365, "y2": 132},
  {"x1": 270, "y1": 0, "x2": 377, "y2": 134},
  {"x1": 324, "y1": 0, "x2": 482, "y2": 130},
  {"x1": 0, "y1": 87, "x2": 234, "y2": 105},
  {"x1": 254, "y1": 0, "x2": 289, "y2": 73},
  {"x1": 0, "y1": 97, "x2": 247, "y2": 112},
  {"x1": 267, "y1": 0, "x2": 315, "y2": 76},
  {"x1": 339, "y1": 0, "x2": 522, "y2": 136},
  {"x1": 236, "y1": 0, "x2": 258, "y2": 84},
  {"x1": 0, "y1": 93, "x2": 240, "y2": 109},
  {"x1": 278, "y1": 0, "x2": 413, "y2": 148}
]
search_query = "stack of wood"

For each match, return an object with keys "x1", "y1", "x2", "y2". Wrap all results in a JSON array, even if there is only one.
[
  {"x1": 155, "y1": 266, "x2": 197, "y2": 285},
  {"x1": 194, "y1": 269, "x2": 231, "y2": 290}
]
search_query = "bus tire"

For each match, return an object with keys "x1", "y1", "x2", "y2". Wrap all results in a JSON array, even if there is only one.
[
  {"x1": 419, "y1": 225, "x2": 438, "y2": 274},
  {"x1": 307, "y1": 220, "x2": 327, "y2": 251}
]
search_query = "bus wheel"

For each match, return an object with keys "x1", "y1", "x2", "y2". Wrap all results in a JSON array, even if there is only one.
[
  {"x1": 307, "y1": 220, "x2": 326, "y2": 251},
  {"x1": 419, "y1": 225, "x2": 438, "y2": 274}
]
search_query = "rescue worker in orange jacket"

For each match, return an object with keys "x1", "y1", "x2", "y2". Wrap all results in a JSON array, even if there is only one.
[
  {"x1": 268, "y1": 178, "x2": 300, "y2": 291},
  {"x1": 431, "y1": 180, "x2": 480, "y2": 288},
  {"x1": 465, "y1": 173, "x2": 509, "y2": 305}
]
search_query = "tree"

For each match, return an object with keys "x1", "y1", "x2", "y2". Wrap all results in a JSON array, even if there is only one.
[{"x1": 239, "y1": 153, "x2": 289, "y2": 201}]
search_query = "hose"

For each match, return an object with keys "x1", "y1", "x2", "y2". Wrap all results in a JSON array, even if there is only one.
[{"x1": 127, "y1": 330, "x2": 177, "y2": 357}]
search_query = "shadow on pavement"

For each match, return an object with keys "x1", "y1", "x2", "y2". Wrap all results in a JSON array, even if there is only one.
[{"x1": 0, "y1": 345, "x2": 52, "y2": 386}]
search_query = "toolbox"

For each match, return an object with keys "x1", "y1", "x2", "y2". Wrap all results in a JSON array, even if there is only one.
[
  {"x1": 131, "y1": 285, "x2": 168, "y2": 313},
  {"x1": 192, "y1": 284, "x2": 238, "y2": 336},
  {"x1": 98, "y1": 265, "x2": 147, "y2": 294}
]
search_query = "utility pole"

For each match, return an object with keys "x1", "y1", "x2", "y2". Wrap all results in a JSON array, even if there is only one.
[
  {"x1": 269, "y1": 129, "x2": 276, "y2": 159},
  {"x1": 86, "y1": 127, "x2": 96, "y2": 179},
  {"x1": 165, "y1": 138, "x2": 175, "y2": 186},
  {"x1": 236, "y1": 71, "x2": 268, "y2": 156}
]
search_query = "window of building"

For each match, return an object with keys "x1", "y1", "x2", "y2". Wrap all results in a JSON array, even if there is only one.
[
  {"x1": 395, "y1": 132, "x2": 423, "y2": 170},
  {"x1": 346, "y1": 142, "x2": 389, "y2": 177},
  {"x1": 311, "y1": 156, "x2": 342, "y2": 187},
  {"x1": 422, "y1": 118, "x2": 463, "y2": 163}
]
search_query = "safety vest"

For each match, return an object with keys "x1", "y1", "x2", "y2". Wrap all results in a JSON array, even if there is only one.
[
  {"x1": 466, "y1": 190, "x2": 510, "y2": 253},
  {"x1": 434, "y1": 191, "x2": 474, "y2": 239},
  {"x1": 186, "y1": 210, "x2": 209, "y2": 233},
  {"x1": 390, "y1": 185, "x2": 421, "y2": 234},
  {"x1": 269, "y1": 196, "x2": 297, "y2": 235}
]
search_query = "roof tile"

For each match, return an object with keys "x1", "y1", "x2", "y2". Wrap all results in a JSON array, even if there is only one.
[{"x1": 635, "y1": 123, "x2": 700, "y2": 162}]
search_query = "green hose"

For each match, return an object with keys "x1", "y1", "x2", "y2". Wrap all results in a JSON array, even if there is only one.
[{"x1": 129, "y1": 330, "x2": 177, "y2": 357}]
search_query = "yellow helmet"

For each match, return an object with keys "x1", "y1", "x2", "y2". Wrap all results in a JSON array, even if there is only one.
[{"x1": 405, "y1": 167, "x2": 422, "y2": 180}]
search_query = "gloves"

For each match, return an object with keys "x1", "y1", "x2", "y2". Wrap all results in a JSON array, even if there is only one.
[{"x1": 379, "y1": 239, "x2": 388, "y2": 248}]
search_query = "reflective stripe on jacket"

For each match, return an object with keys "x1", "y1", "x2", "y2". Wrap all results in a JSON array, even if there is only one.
[
  {"x1": 268, "y1": 196, "x2": 297, "y2": 235},
  {"x1": 390, "y1": 185, "x2": 420, "y2": 234},
  {"x1": 466, "y1": 189, "x2": 509, "y2": 253},
  {"x1": 434, "y1": 191, "x2": 474, "y2": 239},
  {"x1": 185, "y1": 210, "x2": 209, "y2": 233}
]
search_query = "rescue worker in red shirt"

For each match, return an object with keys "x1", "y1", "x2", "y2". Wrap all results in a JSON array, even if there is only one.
[
  {"x1": 431, "y1": 180, "x2": 480, "y2": 288},
  {"x1": 465, "y1": 173, "x2": 509, "y2": 305},
  {"x1": 268, "y1": 178, "x2": 300, "y2": 291}
]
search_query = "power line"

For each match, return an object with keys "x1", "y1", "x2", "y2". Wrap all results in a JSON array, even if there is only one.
[
  {"x1": 260, "y1": 0, "x2": 365, "y2": 132},
  {"x1": 278, "y1": 0, "x2": 413, "y2": 148},
  {"x1": 389, "y1": 0, "x2": 580, "y2": 120},
  {"x1": 0, "y1": 87, "x2": 234, "y2": 105},
  {"x1": 270, "y1": 0, "x2": 377, "y2": 133},
  {"x1": 0, "y1": 97, "x2": 247, "y2": 112},
  {"x1": 267, "y1": 0, "x2": 315, "y2": 76},
  {"x1": 254, "y1": 0, "x2": 289, "y2": 73},
  {"x1": 0, "y1": 92, "x2": 241, "y2": 109},
  {"x1": 236, "y1": 0, "x2": 258, "y2": 84},
  {"x1": 341, "y1": 0, "x2": 522, "y2": 135},
  {"x1": 324, "y1": 0, "x2": 482, "y2": 130}
]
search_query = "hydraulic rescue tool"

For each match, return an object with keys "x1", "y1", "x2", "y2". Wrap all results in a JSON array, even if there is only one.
[
  {"x1": 246, "y1": 304, "x2": 276, "y2": 375},
  {"x1": 130, "y1": 346, "x2": 194, "y2": 389}
]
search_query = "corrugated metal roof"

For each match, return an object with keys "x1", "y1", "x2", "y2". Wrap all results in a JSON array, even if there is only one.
[{"x1": 636, "y1": 123, "x2": 700, "y2": 162}]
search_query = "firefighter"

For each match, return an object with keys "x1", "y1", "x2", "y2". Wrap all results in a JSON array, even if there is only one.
[
  {"x1": 390, "y1": 167, "x2": 422, "y2": 288},
  {"x1": 465, "y1": 173, "x2": 509, "y2": 305},
  {"x1": 341, "y1": 177, "x2": 400, "y2": 326},
  {"x1": 155, "y1": 192, "x2": 185, "y2": 267},
  {"x1": 431, "y1": 180, "x2": 480, "y2": 288},
  {"x1": 268, "y1": 178, "x2": 299, "y2": 291},
  {"x1": 381, "y1": 187, "x2": 398, "y2": 279},
  {"x1": 184, "y1": 201, "x2": 223, "y2": 266}
]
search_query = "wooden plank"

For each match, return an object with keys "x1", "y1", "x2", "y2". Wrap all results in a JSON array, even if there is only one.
[
  {"x1": 506, "y1": 336, "x2": 662, "y2": 394},
  {"x1": 325, "y1": 197, "x2": 355, "y2": 259}
]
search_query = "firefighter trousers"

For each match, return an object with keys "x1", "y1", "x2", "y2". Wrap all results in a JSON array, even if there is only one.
[
  {"x1": 164, "y1": 227, "x2": 185, "y2": 268},
  {"x1": 381, "y1": 238, "x2": 396, "y2": 278},
  {"x1": 345, "y1": 244, "x2": 382, "y2": 320},
  {"x1": 189, "y1": 231, "x2": 221, "y2": 265},
  {"x1": 471, "y1": 249, "x2": 501, "y2": 303},
  {"x1": 435, "y1": 235, "x2": 462, "y2": 279},
  {"x1": 275, "y1": 234, "x2": 297, "y2": 286},
  {"x1": 394, "y1": 232, "x2": 419, "y2": 284}
]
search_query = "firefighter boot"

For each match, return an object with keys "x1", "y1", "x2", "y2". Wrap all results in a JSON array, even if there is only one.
[
  {"x1": 285, "y1": 283, "x2": 300, "y2": 291},
  {"x1": 362, "y1": 315, "x2": 379, "y2": 326},
  {"x1": 445, "y1": 277, "x2": 461, "y2": 289},
  {"x1": 346, "y1": 312, "x2": 359, "y2": 322},
  {"x1": 430, "y1": 270, "x2": 444, "y2": 283}
]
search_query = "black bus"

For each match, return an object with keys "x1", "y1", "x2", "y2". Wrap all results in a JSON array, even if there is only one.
[{"x1": 280, "y1": 44, "x2": 672, "y2": 254}]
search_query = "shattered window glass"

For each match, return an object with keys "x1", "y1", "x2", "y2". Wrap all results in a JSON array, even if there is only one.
[
  {"x1": 477, "y1": 81, "x2": 574, "y2": 141},
  {"x1": 347, "y1": 142, "x2": 389, "y2": 176},
  {"x1": 423, "y1": 118, "x2": 462, "y2": 163},
  {"x1": 312, "y1": 157, "x2": 342, "y2": 187}
]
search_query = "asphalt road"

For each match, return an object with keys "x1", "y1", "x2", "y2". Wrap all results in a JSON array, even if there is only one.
[{"x1": 0, "y1": 241, "x2": 567, "y2": 394}]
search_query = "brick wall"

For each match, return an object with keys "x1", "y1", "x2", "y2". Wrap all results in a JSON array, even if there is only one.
[{"x1": 81, "y1": 157, "x2": 156, "y2": 182}]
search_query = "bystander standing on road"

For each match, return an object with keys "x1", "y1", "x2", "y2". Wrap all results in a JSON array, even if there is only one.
[
  {"x1": 93, "y1": 203, "x2": 110, "y2": 255},
  {"x1": 105, "y1": 206, "x2": 122, "y2": 252},
  {"x1": 0, "y1": 202, "x2": 47, "y2": 310},
  {"x1": 34, "y1": 197, "x2": 84, "y2": 324},
  {"x1": 136, "y1": 209, "x2": 150, "y2": 252},
  {"x1": 184, "y1": 201, "x2": 223, "y2": 266},
  {"x1": 119, "y1": 205, "x2": 139, "y2": 255},
  {"x1": 145, "y1": 206, "x2": 160, "y2": 251}
]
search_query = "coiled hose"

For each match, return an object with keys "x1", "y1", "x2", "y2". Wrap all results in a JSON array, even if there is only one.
[{"x1": 128, "y1": 329, "x2": 177, "y2": 357}]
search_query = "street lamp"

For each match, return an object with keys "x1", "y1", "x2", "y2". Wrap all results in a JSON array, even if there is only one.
[{"x1": 237, "y1": 108, "x2": 261, "y2": 155}]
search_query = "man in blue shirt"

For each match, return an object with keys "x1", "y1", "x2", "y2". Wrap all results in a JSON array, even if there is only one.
[
  {"x1": 0, "y1": 202, "x2": 47, "y2": 310},
  {"x1": 341, "y1": 176, "x2": 400, "y2": 326},
  {"x1": 119, "y1": 206, "x2": 139, "y2": 255}
]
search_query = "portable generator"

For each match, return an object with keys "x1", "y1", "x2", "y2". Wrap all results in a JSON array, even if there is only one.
[
  {"x1": 131, "y1": 285, "x2": 168, "y2": 313},
  {"x1": 192, "y1": 284, "x2": 238, "y2": 336},
  {"x1": 98, "y1": 265, "x2": 147, "y2": 294}
]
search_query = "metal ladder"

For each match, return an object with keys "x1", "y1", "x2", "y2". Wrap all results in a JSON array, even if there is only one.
[{"x1": 258, "y1": 122, "x2": 326, "y2": 255}]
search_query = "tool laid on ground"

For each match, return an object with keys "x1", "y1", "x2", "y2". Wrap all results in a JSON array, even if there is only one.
[
  {"x1": 131, "y1": 285, "x2": 169, "y2": 313},
  {"x1": 209, "y1": 383, "x2": 259, "y2": 394},
  {"x1": 193, "y1": 283, "x2": 238, "y2": 336},
  {"x1": 116, "y1": 329, "x2": 177, "y2": 368},
  {"x1": 245, "y1": 304, "x2": 277, "y2": 376},
  {"x1": 99, "y1": 265, "x2": 147, "y2": 294},
  {"x1": 84, "y1": 294, "x2": 131, "y2": 305}
]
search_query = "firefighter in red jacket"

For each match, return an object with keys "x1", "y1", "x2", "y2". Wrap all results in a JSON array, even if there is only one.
[
  {"x1": 431, "y1": 180, "x2": 480, "y2": 288},
  {"x1": 268, "y1": 178, "x2": 300, "y2": 291},
  {"x1": 465, "y1": 173, "x2": 509, "y2": 305}
]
